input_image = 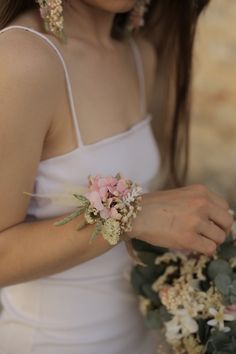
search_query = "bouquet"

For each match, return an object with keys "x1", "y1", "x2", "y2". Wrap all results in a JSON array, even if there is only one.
[{"x1": 131, "y1": 213, "x2": 236, "y2": 354}]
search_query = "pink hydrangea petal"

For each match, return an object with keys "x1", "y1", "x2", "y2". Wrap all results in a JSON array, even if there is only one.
[
  {"x1": 88, "y1": 175, "x2": 100, "y2": 192},
  {"x1": 117, "y1": 179, "x2": 128, "y2": 193},
  {"x1": 226, "y1": 303, "x2": 236, "y2": 312},
  {"x1": 107, "y1": 185, "x2": 116, "y2": 194},
  {"x1": 100, "y1": 208, "x2": 110, "y2": 219},
  {"x1": 87, "y1": 191, "x2": 104, "y2": 211},
  {"x1": 99, "y1": 186, "x2": 108, "y2": 201},
  {"x1": 107, "y1": 198, "x2": 113, "y2": 208}
]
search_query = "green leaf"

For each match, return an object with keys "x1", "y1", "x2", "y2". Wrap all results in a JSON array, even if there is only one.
[
  {"x1": 53, "y1": 207, "x2": 86, "y2": 226},
  {"x1": 130, "y1": 266, "x2": 147, "y2": 295},
  {"x1": 218, "y1": 242, "x2": 236, "y2": 260},
  {"x1": 72, "y1": 194, "x2": 89, "y2": 206},
  {"x1": 89, "y1": 221, "x2": 102, "y2": 243},
  {"x1": 141, "y1": 283, "x2": 161, "y2": 307},
  {"x1": 207, "y1": 259, "x2": 232, "y2": 281},
  {"x1": 206, "y1": 330, "x2": 231, "y2": 353},
  {"x1": 138, "y1": 263, "x2": 166, "y2": 283},
  {"x1": 138, "y1": 252, "x2": 157, "y2": 266},
  {"x1": 198, "y1": 319, "x2": 211, "y2": 345},
  {"x1": 227, "y1": 321, "x2": 236, "y2": 336},
  {"x1": 214, "y1": 274, "x2": 231, "y2": 295},
  {"x1": 159, "y1": 306, "x2": 172, "y2": 322},
  {"x1": 230, "y1": 280, "x2": 236, "y2": 295},
  {"x1": 230, "y1": 295, "x2": 236, "y2": 304},
  {"x1": 145, "y1": 309, "x2": 163, "y2": 329}
]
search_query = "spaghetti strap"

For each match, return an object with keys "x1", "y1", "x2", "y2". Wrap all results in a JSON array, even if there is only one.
[
  {"x1": 0, "y1": 25, "x2": 84, "y2": 147},
  {"x1": 128, "y1": 37, "x2": 147, "y2": 117}
]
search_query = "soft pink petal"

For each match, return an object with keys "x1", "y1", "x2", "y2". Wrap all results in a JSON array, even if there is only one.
[
  {"x1": 100, "y1": 208, "x2": 111, "y2": 219},
  {"x1": 87, "y1": 191, "x2": 104, "y2": 211},
  {"x1": 110, "y1": 207, "x2": 120, "y2": 219},
  {"x1": 99, "y1": 186, "x2": 108, "y2": 201},
  {"x1": 117, "y1": 179, "x2": 128, "y2": 193}
]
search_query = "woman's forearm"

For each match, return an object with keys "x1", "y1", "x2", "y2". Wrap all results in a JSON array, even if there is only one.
[{"x1": 0, "y1": 214, "x2": 114, "y2": 287}]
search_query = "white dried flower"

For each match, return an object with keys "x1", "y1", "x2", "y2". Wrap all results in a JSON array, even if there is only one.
[{"x1": 207, "y1": 307, "x2": 234, "y2": 332}]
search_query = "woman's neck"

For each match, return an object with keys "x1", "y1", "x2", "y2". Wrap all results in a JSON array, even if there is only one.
[{"x1": 63, "y1": 1, "x2": 115, "y2": 46}]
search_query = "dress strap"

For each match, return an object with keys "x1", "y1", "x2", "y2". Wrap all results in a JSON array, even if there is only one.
[
  {"x1": 128, "y1": 37, "x2": 147, "y2": 117},
  {"x1": 0, "y1": 25, "x2": 83, "y2": 147}
]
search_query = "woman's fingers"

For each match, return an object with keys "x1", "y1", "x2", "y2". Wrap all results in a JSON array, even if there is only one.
[
  {"x1": 191, "y1": 234, "x2": 217, "y2": 256},
  {"x1": 208, "y1": 203, "x2": 233, "y2": 234},
  {"x1": 207, "y1": 189, "x2": 230, "y2": 211},
  {"x1": 198, "y1": 220, "x2": 226, "y2": 245}
]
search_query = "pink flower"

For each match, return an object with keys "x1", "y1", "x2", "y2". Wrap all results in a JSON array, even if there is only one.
[
  {"x1": 85, "y1": 174, "x2": 137, "y2": 221},
  {"x1": 86, "y1": 191, "x2": 103, "y2": 211},
  {"x1": 110, "y1": 207, "x2": 121, "y2": 219},
  {"x1": 117, "y1": 178, "x2": 129, "y2": 194},
  {"x1": 100, "y1": 208, "x2": 110, "y2": 219},
  {"x1": 225, "y1": 303, "x2": 236, "y2": 320}
]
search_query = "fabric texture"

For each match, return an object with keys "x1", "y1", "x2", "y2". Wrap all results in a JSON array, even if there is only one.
[{"x1": 0, "y1": 25, "x2": 163, "y2": 354}]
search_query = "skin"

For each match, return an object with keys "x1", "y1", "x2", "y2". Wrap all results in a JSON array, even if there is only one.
[{"x1": 0, "y1": 0, "x2": 233, "y2": 287}]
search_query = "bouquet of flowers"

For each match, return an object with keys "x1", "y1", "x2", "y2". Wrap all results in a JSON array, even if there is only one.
[{"x1": 131, "y1": 213, "x2": 236, "y2": 354}]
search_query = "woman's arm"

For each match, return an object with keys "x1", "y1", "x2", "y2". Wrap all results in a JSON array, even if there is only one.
[
  {"x1": 0, "y1": 32, "x2": 113, "y2": 287},
  {"x1": 0, "y1": 215, "x2": 113, "y2": 287}
]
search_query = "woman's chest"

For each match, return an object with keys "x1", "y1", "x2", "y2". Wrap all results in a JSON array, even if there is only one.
[{"x1": 28, "y1": 122, "x2": 161, "y2": 219}]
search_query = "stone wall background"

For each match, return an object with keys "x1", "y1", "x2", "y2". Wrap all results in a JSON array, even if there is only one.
[{"x1": 188, "y1": 0, "x2": 236, "y2": 208}]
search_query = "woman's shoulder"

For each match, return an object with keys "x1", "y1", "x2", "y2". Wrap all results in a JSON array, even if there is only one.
[
  {"x1": 0, "y1": 10, "x2": 64, "y2": 139},
  {"x1": 0, "y1": 8, "x2": 63, "y2": 83}
]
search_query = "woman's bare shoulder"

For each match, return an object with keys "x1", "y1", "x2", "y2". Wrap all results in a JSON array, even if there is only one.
[{"x1": 0, "y1": 22, "x2": 64, "y2": 127}]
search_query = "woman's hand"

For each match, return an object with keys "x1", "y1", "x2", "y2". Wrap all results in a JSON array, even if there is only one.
[{"x1": 130, "y1": 184, "x2": 234, "y2": 256}]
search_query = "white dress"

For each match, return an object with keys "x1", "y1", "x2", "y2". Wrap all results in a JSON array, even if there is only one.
[{"x1": 0, "y1": 25, "x2": 163, "y2": 354}]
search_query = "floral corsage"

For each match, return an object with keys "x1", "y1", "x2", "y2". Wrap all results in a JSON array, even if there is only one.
[{"x1": 53, "y1": 173, "x2": 143, "y2": 245}]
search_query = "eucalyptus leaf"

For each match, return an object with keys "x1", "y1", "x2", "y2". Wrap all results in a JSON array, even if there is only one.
[
  {"x1": 230, "y1": 280, "x2": 236, "y2": 295},
  {"x1": 138, "y1": 252, "x2": 158, "y2": 266},
  {"x1": 230, "y1": 295, "x2": 236, "y2": 304},
  {"x1": 218, "y1": 242, "x2": 236, "y2": 260},
  {"x1": 130, "y1": 266, "x2": 147, "y2": 295},
  {"x1": 207, "y1": 259, "x2": 232, "y2": 281},
  {"x1": 145, "y1": 309, "x2": 163, "y2": 329},
  {"x1": 138, "y1": 264, "x2": 165, "y2": 283},
  {"x1": 159, "y1": 306, "x2": 172, "y2": 322},
  {"x1": 206, "y1": 330, "x2": 231, "y2": 353},
  {"x1": 227, "y1": 321, "x2": 236, "y2": 336},
  {"x1": 198, "y1": 319, "x2": 211, "y2": 345},
  {"x1": 141, "y1": 283, "x2": 161, "y2": 307},
  {"x1": 214, "y1": 274, "x2": 231, "y2": 295}
]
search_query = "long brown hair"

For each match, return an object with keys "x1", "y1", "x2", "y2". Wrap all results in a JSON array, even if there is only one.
[{"x1": 0, "y1": 0, "x2": 210, "y2": 187}]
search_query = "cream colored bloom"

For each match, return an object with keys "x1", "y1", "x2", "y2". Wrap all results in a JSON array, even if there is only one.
[
  {"x1": 102, "y1": 218, "x2": 121, "y2": 245},
  {"x1": 207, "y1": 307, "x2": 234, "y2": 332},
  {"x1": 165, "y1": 309, "x2": 198, "y2": 344}
]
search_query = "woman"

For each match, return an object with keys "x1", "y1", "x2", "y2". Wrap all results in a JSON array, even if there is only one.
[{"x1": 0, "y1": 1, "x2": 233, "y2": 353}]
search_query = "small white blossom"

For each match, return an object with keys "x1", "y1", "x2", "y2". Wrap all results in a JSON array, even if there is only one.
[
  {"x1": 165, "y1": 309, "x2": 198, "y2": 344},
  {"x1": 123, "y1": 186, "x2": 142, "y2": 204},
  {"x1": 207, "y1": 307, "x2": 234, "y2": 332}
]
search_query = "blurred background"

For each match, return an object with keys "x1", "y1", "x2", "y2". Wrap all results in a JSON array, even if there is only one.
[{"x1": 188, "y1": 0, "x2": 236, "y2": 208}]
